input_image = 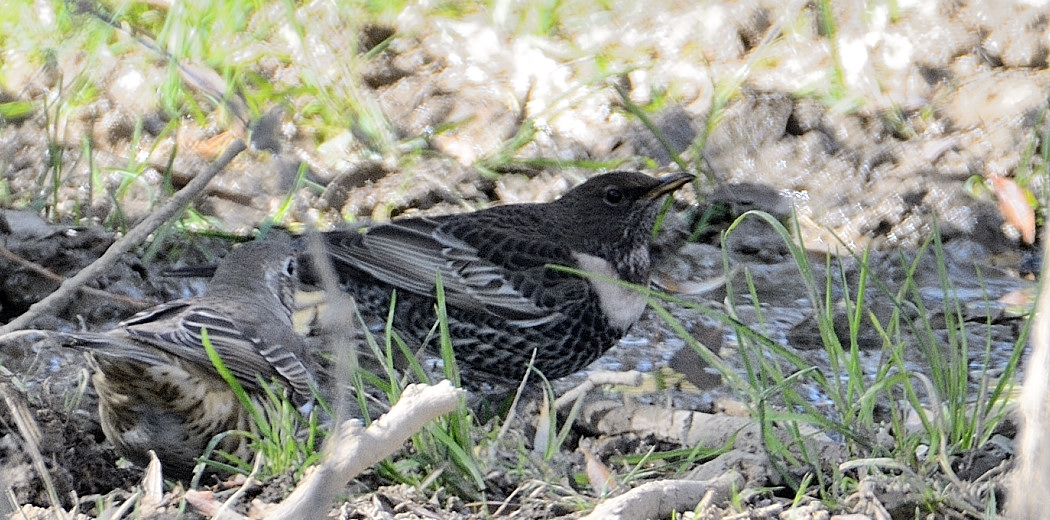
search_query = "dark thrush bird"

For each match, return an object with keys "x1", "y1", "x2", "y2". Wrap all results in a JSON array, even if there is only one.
[
  {"x1": 319, "y1": 171, "x2": 693, "y2": 386},
  {"x1": 61, "y1": 238, "x2": 317, "y2": 479}
]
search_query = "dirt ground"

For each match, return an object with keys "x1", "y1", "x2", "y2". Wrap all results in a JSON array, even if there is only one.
[{"x1": 1, "y1": 0, "x2": 1047, "y2": 518}]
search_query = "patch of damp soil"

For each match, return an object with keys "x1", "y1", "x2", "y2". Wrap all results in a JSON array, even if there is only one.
[{"x1": 0, "y1": 386, "x2": 140, "y2": 510}]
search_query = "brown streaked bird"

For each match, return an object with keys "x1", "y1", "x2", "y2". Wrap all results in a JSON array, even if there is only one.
[
  {"x1": 314, "y1": 171, "x2": 694, "y2": 387},
  {"x1": 61, "y1": 238, "x2": 317, "y2": 479}
]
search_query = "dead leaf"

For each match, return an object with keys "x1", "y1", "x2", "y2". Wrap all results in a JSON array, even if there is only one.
[{"x1": 990, "y1": 177, "x2": 1036, "y2": 244}]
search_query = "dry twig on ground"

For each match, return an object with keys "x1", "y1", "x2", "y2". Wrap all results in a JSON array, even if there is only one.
[
  {"x1": 184, "y1": 380, "x2": 464, "y2": 520},
  {"x1": 0, "y1": 139, "x2": 247, "y2": 334}
]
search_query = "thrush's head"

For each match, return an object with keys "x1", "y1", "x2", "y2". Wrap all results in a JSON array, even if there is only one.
[
  {"x1": 552, "y1": 171, "x2": 693, "y2": 252},
  {"x1": 206, "y1": 237, "x2": 299, "y2": 315}
]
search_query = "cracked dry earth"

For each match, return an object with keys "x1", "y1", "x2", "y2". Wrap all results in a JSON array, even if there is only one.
[{"x1": 1, "y1": 0, "x2": 1047, "y2": 518}]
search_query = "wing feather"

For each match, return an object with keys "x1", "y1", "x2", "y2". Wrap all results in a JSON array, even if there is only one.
[
  {"x1": 117, "y1": 300, "x2": 315, "y2": 398},
  {"x1": 327, "y1": 216, "x2": 584, "y2": 324}
]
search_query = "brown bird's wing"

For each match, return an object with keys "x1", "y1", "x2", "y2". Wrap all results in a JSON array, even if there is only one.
[
  {"x1": 63, "y1": 330, "x2": 173, "y2": 368},
  {"x1": 327, "y1": 215, "x2": 588, "y2": 326},
  {"x1": 116, "y1": 299, "x2": 316, "y2": 400},
  {"x1": 64, "y1": 330, "x2": 254, "y2": 479}
]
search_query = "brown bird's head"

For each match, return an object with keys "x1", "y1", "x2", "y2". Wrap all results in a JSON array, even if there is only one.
[{"x1": 206, "y1": 236, "x2": 299, "y2": 317}]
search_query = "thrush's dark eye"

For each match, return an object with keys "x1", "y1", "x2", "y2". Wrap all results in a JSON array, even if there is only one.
[{"x1": 604, "y1": 188, "x2": 624, "y2": 205}]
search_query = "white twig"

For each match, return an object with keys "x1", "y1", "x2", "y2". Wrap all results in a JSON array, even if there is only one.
[
  {"x1": 554, "y1": 370, "x2": 643, "y2": 410},
  {"x1": 581, "y1": 472, "x2": 742, "y2": 520},
  {"x1": 254, "y1": 380, "x2": 464, "y2": 520},
  {"x1": 1007, "y1": 217, "x2": 1050, "y2": 519}
]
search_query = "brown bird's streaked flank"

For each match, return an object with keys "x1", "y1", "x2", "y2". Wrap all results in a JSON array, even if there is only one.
[
  {"x1": 315, "y1": 171, "x2": 693, "y2": 387},
  {"x1": 60, "y1": 238, "x2": 317, "y2": 479}
]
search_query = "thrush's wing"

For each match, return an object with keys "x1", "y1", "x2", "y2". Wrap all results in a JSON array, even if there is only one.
[
  {"x1": 326, "y1": 215, "x2": 589, "y2": 325},
  {"x1": 114, "y1": 299, "x2": 316, "y2": 400}
]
